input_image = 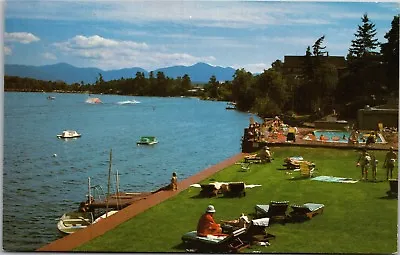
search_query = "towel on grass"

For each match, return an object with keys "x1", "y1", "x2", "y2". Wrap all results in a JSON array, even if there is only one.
[{"x1": 311, "y1": 176, "x2": 358, "y2": 183}]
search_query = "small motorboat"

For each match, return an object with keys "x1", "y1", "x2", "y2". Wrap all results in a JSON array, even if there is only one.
[
  {"x1": 85, "y1": 97, "x2": 102, "y2": 104},
  {"x1": 137, "y1": 136, "x2": 158, "y2": 145},
  {"x1": 92, "y1": 210, "x2": 119, "y2": 224},
  {"x1": 47, "y1": 96, "x2": 56, "y2": 100},
  {"x1": 57, "y1": 211, "x2": 94, "y2": 234},
  {"x1": 57, "y1": 130, "x2": 81, "y2": 139}
]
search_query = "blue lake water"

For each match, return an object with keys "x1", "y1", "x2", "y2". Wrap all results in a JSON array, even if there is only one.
[{"x1": 3, "y1": 92, "x2": 259, "y2": 251}]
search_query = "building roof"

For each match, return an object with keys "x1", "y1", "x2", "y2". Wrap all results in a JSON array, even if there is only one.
[{"x1": 283, "y1": 55, "x2": 347, "y2": 69}]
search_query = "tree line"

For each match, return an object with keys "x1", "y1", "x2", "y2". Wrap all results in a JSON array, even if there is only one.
[{"x1": 5, "y1": 14, "x2": 398, "y2": 119}]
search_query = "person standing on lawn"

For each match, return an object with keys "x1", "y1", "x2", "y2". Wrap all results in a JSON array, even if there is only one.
[
  {"x1": 357, "y1": 148, "x2": 371, "y2": 180},
  {"x1": 384, "y1": 147, "x2": 397, "y2": 180}
]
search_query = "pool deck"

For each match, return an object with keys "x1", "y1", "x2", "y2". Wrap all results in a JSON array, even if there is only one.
[
  {"x1": 263, "y1": 128, "x2": 398, "y2": 151},
  {"x1": 37, "y1": 153, "x2": 245, "y2": 252}
]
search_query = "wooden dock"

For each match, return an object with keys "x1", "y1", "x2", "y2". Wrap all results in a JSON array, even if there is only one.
[{"x1": 87, "y1": 192, "x2": 153, "y2": 210}]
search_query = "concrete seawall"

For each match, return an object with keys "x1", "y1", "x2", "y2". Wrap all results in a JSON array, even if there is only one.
[{"x1": 37, "y1": 153, "x2": 245, "y2": 252}]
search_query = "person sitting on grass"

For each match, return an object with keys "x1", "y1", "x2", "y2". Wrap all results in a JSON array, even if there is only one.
[
  {"x1": 197, "y1": 205, "x2": 227, "y2": 237},
  {"x1": 259, "y1": 146, "x2": 272, "y2": 163},
  {"x1": 357, "y1": 148, "x2": 371, "y2": 180},
  {"x1": 384, "y1": 147, "x2": 397, "y2": 180}
]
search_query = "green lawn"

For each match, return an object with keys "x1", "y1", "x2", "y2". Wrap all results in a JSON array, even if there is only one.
[{"x1": 75, "y1": 147, "x2": 397, "y2": 253}]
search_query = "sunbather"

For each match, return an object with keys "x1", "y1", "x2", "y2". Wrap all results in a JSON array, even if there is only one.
[
  {"x1": 197, "y1": 205, "x2": 226, "y2": 237},
  {"x1": 221, "y1": 213, "x2": 250, "y2": 232}
]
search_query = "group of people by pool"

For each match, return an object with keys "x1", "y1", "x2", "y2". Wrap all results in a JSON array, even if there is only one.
[
  {"x1": 244, "y1": 116, "x2": 293, "y2": 143},
  {"x1": 357, "y1": 147, "x2": 397, "y2": 181},
  {"x1": 304, "y1": 129, "x2": 380, "y2": 145}
]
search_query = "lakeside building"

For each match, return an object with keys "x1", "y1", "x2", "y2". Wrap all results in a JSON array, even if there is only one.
[
  {"x1": 357, "y1": 99, "x2": 399, "y2": 130},
  {"x1": 282, "y1": 55, "x2": 347, "y2": 77}
]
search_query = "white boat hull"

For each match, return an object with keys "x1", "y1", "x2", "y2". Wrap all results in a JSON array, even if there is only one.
[
  {"x1": 57, "y1": 211, "x2": 93, "y2": 234},
  {"x1": 57, "y1": 130, "x2": 81, "y2": 139},
  {"x1": 93, "y1": 210, "x2": 119, "y2": 224}
]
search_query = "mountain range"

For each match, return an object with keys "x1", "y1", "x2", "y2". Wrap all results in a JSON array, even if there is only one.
[{"x1": 4, "y1": 62, "x2": 237, "y2": 84}]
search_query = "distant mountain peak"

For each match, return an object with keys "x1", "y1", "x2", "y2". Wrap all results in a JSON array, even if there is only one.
[{"x1": 5, "y1": 62, "x2": 236, "y2": 84}]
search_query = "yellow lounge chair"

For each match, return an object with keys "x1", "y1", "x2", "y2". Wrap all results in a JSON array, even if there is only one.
[{"x1": 300, "y1": 161, "x2": 315, "y2": 177}]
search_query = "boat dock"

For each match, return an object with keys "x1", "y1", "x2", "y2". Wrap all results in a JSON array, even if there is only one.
[
  {"x1": 87, "y1": 192, "x2": 153, "y2": 210},
  {"x1": 37, "y1": 153, "x2": 245, "y2": 251}
]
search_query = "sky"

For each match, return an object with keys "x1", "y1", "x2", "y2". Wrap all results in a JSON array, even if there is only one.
[{"x1": 3, "y1": 1, "x2": 399, "y2": 73}]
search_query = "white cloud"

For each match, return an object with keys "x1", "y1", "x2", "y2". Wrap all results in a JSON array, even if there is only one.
[
  {"x1": 54, "y1": 35, "x2": 148, "y2": 50},
  {"x1": 233, "y1": 63, "x2": 270, "y2": 74},
  {"x1": 43, "y1": 52, "x2": 57, "y2": 60},
  {"x1": 4, "y1": 46, "x2": 12, "y2": 55},
  {"x1": 4, "y1": 32, "x2": 40, "y2": 44},
  {"x1": 53, "y1": 35, "x2": 215, "y2": 70},
  {"x1": 5, "y1": 1, "x2": 336, "y2": 28}
]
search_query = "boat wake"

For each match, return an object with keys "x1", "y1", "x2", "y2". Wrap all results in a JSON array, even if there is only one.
[{"x1": 116, "y1": 100, "x2": 141, "y2": 105}]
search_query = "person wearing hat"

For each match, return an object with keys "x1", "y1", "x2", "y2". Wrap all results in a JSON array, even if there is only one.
[
  {"x1": 197, "y1": 205, "x2": 225, "y2": 237},
  {"x1": 384, "y1": 147, "x2": 397, "y2": 180}
]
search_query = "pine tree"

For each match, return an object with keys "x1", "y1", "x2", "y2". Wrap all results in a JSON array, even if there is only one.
[
  {"x1": 380, "y1": 15, "x2": 399, "y2": 94},
  {"x1": 348, "y1": 13, "x2": 380, "y2": 58},
  {"x1": 312, "y1": 35, "x2": 327, "y2": 56}
]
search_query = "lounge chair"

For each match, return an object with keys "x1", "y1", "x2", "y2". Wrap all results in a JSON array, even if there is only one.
[
  {"x1": 181, "y1": 227, "x2": 249, "y2": 253},
  {"x1": 290, "y1": 203, "x2": 325, "y2": 221},
  {"x1": 244, "y1": 217, "x2": 276, "y2": 244},
  {"x1": 244, "y1": 154, "x2": 262, "y2": 164},
  {"x1": 200, "y1": 184, "x2": 219, "y2": 197},
  {"x1": 255, "y1": 201, "x2": 289, "y2": 223},
  {"x1": 283, "y1": 156, "x2": 304, "y2": 170},
  {"x1": 240, "y1": 163, "x2": 251, "y2": 172},
  {"x1": 300, "y1": 161, "x2": 315, "y2": 177},
  {"x1": 225, "y1": 182, "x2": 246, "y2": 197}
]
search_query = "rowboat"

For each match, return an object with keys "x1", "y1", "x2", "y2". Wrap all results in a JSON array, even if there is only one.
[{"x1": 57, "y1": 211, "x2": 94, "y2": 234}]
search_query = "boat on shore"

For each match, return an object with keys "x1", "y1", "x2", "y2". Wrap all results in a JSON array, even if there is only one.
[
  {"x1": 57, "y1": 211, "x2": 94, "y2": 234},
  {"x1": 57, "y1": 130, "x2": 81, "y2": 139},
  {"x1": 137, "y1": 136, "x2": 158, "y2": 145}
]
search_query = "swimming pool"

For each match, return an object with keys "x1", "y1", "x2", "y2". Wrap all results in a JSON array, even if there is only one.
[{"x1": 303, "y1": 130, "x2": 386, "y2": 144}]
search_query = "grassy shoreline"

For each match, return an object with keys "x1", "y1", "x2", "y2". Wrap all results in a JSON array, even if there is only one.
[{"x1": 75, "y1": 147, "x2": 397, "y2": 253}]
